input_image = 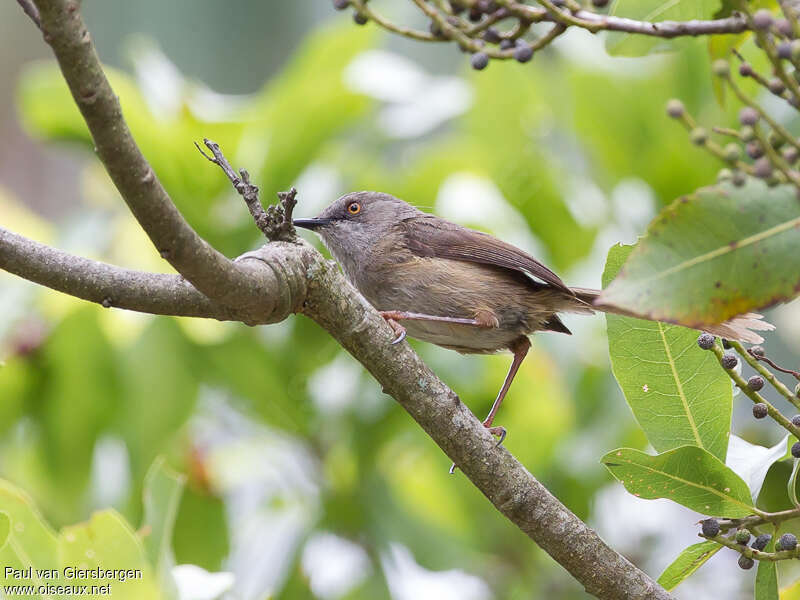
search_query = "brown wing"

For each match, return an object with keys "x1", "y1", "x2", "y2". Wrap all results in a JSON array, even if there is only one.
[{"x1": 400, "y1": 216, "x2": 572, "y2": 294}]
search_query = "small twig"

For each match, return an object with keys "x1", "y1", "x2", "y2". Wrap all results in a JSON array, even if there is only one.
[
  {"x1": 16, "y1": 0, "x2": 41, "y2": 29},
  {"x1": 732, "y1": 341, "x2": 800, "y2": 409},
  {"x1": 711, "y1": 344, "x2": 800, "y2": 437},
  {"x1": 717, "y1": 507, "x2": 800, "y2": 533},
  {"x1": 196, "y1": 139, "x2": 298, "y2": 242},
  {"x1": 750, "y1": 350, "x2": 800, "y2": 381}
]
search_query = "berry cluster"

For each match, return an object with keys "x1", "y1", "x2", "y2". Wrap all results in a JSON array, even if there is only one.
[
  {"x1": 696, "y1": 332, "x2": 800, "y2": 567},
  {"x1": 329, "y1": 0, "x2": 745, "y2": 71},
  {"x1": 668, "y1": 7, "x2": 800, "y2": 191}
]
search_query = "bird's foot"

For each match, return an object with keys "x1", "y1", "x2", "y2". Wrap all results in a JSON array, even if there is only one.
[
  {"x1": 485, "y1": 424, "x2": 507, "y2": 447},
  {"x1": 379, "y1": 312, "x2": 407, "y2": 345}
]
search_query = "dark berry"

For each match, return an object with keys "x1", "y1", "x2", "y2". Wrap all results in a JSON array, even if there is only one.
[
  {"x1": 701, "y1": 518, "x2": 720, "y2": 537},
  {"x1": 736, "y1": 528, "x2": 752, "y2": 544},
  {"x1": 792, "y1": 442, "x2": 800, "y2": 459},
  {"x1": 483, "y1": 28, "x2": 501, "y2": 44},
  {"x1": 513, "y1": 44, "x2": 533, "y2": 63},
  {"x1": 722, "y1": 352, "x2": 738, "y2": 370},
  {"x1": 697, "y1": 333, "x2": 715, "y2": 350},
  {"x1": 780, "y1": 533, "x2": 798, "y2": 551},
  {"x1": 353, "y1": 11, "x2": 368, "y2": 25},
  {"x1": 739, "y1": 107, "x2": 759, "y2": 126},
  {"x1": 752, "y1": 9, "x2": 774, "y2": 31},
  {"x1": 792, "y1": 415, "x2": 800, "y2": 428},
  {"x1": 748, "y1": 376, "x2": 765, "y2": 391},
  {"x1": 779, "y1": 41, "x2": 793, "y2": 60},
  {"x1": 429, "y1": 22, "x2": 445, "y2": 38},
  {"x1": 732, "y1": 170, "x2": 747, "y2": 187},
  {"x1": 768, "y1": 78, "x2": 786, "y2": 95},
  {"x1": 468, "y1": 7, "x2": 482, "y2": 22},
  {"x1": 332, "y1": 0, "x2": 349, "y2": 9},
  {"x1": 739, "y1": 63, "x2": 754, "y2": 77},
  {"x1": 666, "y1": 99, "x2": 685, "y2": 118},
  {"x1": 500, "y1": 39, "x2": 514, "y2": 50},
  {"x1": 752, "y1": 534, "x2": 771, "y2": 551},
  {"x1": 776, "y1": 19, "x2": 794, "y2": 38},
  {"x1": 471, "y1": 52, "x2": 489, "y2": 70},
  {"x1": 752, "y1": 403, "x2": 768, "y2": 419},
  {"x1": 783, "y1": 146, "x2": 799, "y2": 164},
  {"x1": 751, "y1": 345, "x2": 765, "y2": 357},
  {"x1": 738, "y1": 555, "x2": 755, "y2": 570},
  {"x1": 754, "y1": 158, "x2": 773, "y2": 180},
  {"x1": 746, "y1": 141, "x2": 764, "y2": 159}
]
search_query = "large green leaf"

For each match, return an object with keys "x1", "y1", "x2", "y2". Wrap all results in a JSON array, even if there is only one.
[
  {"x1": 657, "y1": 540, "x2": 721, "y2": 590},
  {"x1": 603, "y1": 244, "x2": 732, "y2": 460},
  {"x1": 602, "y1": 446, "x2": 755, "y2": 517},
  {"x1": 599, "y1": 180, "x2": 800, "y2": 328},
  {"x1": 606, "y1": 0, "x2": 721, "y2": 56}
]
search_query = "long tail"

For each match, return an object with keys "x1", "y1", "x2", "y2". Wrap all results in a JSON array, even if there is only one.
[{"x1": 569, "y1": 287, "x2": 775, "y2": 344}]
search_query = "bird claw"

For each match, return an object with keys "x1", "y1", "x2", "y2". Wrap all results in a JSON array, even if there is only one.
[
  {"x1": 390, "y1": 328, "x2": 407, "y2": 345},
  {"x1": 449, "y1": 462, "x2": 457, "y2": 475},
  {"x1": 486, "y1": 425, "x2": 507, "y2": 447}
]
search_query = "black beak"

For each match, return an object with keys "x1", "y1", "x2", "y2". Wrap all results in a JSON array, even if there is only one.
[{"x1": 292, "y1": 217, "x2": 331, "y2": 230}]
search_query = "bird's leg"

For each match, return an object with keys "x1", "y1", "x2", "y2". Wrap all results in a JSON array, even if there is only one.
[
  {"x1": 378, "y1": 310, "x2": 487, "y2": 345},
  {"x1": 449, "y1": 336, "x2": 531, "y2": 475},
  {"x1": 482, "y1": 336, "x2": 531, "y2": 446}
]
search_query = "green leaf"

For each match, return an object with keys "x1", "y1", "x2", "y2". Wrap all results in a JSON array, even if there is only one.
[
  {"x1": 59, "y1": 510, "x2": 161, "y2": 599},
  {"x1": 606, "y1": 0, "x2": 721, "y2": 56},
  {"x1": 0, "y1": 481, "x2": 59, "y2": 598},
  {"x1": 599, "y1": 180, "x2": 800, "y2": 328},
  {"x1": 602, "y1": 446, "x2": 755, "y2": 517},
  {"x1": 603, "y1": 243, "x2": 732, "y2": 460},
  {"x1": 756, "y1": 531, "x2": 778, "y2": 600},
  {"x1": 657, "y1": 540, "x2": 721, "y2": 590},
  {"x1": 142, "y1": 457, "x2": 186, "y2": 596}
]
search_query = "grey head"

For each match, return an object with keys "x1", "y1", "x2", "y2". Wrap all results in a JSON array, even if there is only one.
[{"x1": 293, "y1": 191, "x2": 421, "y2": 278}]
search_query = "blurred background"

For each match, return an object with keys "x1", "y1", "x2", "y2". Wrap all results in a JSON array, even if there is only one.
[{"x1": 2, "y1": 2, "x2": 800, "y2": 599}]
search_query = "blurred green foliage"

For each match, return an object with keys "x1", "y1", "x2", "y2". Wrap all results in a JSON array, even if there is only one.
[{"x1": 0, "y1": 10, "x2": 779, "y2": 599}]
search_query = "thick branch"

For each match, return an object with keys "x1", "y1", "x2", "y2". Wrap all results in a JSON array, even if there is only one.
[
  {"x1": 30, "y1": 0, "x2": 264, "y2": 310},
  {"x1": 0, "y1": 227, "x2": 310, "y2": 326}
]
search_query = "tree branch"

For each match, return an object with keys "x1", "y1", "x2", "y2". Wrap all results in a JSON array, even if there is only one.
[
  {"x1": 30, "y1": 0, "x2": 266, "y2": 311},
  {"x1": 0, "y1": 226, "x2": 313, "y2": 327},
  {"x1": 354, "y1": 1, "x2": 750, "y2": 61},
  {"x1": 16, "y1": 0, "x2": 41, "y2": 29}
]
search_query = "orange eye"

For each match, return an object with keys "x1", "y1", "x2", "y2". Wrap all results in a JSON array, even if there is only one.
[{"x1": 347, "y1": 202, "x2": 361, "y2": 215}]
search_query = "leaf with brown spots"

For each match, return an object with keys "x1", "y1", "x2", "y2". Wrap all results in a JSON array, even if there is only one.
[
  {"x1": 601, "y1": 446, "x2": 755, "y2": 517},
  {"x1": 598, "y1": 180, "x2": 800, "y2": 328}
]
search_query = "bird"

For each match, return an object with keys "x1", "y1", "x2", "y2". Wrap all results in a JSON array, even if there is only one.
[{"x1": 293, "y1": 191, "x2": 772, "y2": 450}]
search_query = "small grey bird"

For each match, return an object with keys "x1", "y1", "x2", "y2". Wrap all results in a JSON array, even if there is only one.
[{"x1": 294, "y1": 191, "x2": 771, "y2": 445}]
